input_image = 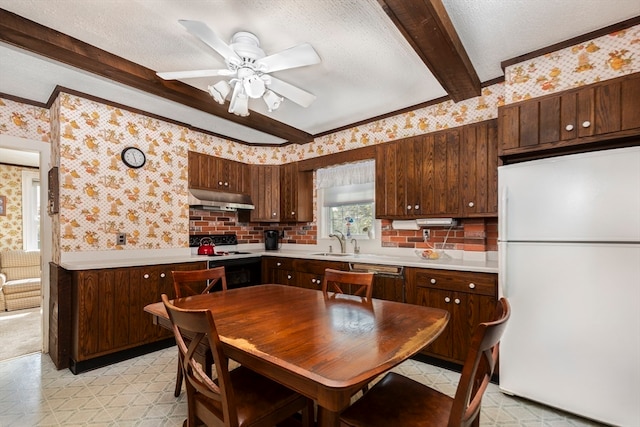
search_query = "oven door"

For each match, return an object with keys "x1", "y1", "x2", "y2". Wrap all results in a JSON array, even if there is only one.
[{"x1": 208, "y1": 257, "x2": 262, "y2": 289}]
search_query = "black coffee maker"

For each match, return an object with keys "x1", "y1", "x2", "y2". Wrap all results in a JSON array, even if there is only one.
[{"x1": 264, "y1": 230, "x2": 280, "y2": 250}]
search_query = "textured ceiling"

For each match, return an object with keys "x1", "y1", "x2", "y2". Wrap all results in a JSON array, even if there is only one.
[{"x1": 0, "y1": 0, "x2": 639, "y2": 145}]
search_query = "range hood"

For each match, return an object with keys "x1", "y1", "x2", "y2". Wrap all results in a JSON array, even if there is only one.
[{"x1": 188, "y1": 188, "x2": 255, "y2": 211}]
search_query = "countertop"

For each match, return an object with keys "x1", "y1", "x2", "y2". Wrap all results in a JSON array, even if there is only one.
[{"x1": 59, "y1": 247, "x2": 498, "y2": 273}]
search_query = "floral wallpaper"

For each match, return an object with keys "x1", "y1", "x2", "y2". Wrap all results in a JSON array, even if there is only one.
[
  {"x1": 504, "y1": 25, "x2": 640, "y2": 103},
  {"x1": 0, "y1": 164, "x2": 38, "y2": 250},
  {"x1": 0, "y1": 23, "x2": 638, "y2": 259},
  {"x1": 0, "y1": 98, "x2": 50, "y2": 142}
]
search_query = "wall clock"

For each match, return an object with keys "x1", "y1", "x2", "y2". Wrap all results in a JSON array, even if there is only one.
[{"x1": 121, "y1": 147, "x2": 146, "y2": 169}]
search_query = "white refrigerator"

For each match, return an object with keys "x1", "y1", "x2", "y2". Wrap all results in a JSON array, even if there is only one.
[{"x1": 498, "y1": 146, "x2": 640, "y2": 427}]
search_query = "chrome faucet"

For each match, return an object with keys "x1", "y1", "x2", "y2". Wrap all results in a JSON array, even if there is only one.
[
  {"x1": 329, "y1": 231, "x2": 346, "y2": 253},
  {"x1": 351, "y1": 238, "x2": 360, "y2": 254}
]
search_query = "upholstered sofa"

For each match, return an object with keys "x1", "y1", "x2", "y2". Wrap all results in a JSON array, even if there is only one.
[{"x1": 0, "y1": 250, "x2": 41, "y2": 311}]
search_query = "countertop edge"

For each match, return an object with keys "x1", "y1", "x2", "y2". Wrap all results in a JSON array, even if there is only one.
[{"x1": 58, "y1": 250, "x2": 498, "y2": 274}]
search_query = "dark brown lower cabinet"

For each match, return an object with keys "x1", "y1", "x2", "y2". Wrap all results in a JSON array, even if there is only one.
[
  {"x1": 66, "y1": 261, "x2": 205, "y2": 372},
  {"x1": 405, "y1": 267, "x2": 497, "y2": 364},
  {"x1": 262, "y1": 257, "x2": 405, "y2": 302}
]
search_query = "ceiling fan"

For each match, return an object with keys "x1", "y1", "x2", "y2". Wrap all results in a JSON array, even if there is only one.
[{"x1": 157, "y1": 20, "x2": 321, "y2": 117}]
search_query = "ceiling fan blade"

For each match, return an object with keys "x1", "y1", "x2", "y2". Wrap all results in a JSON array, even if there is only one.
[
  {"x1": 258, "y1": 43, "x2": 321, "y2": 73},
  {"x1": 267, "y1": 76, "x2": 316, "y2": 108},
  {"x1": 157, "y1": 69, "x2": 235, "y2": 80},
  {"x1": 178, "y1": 20, "x2": 241, "y2": 64}
]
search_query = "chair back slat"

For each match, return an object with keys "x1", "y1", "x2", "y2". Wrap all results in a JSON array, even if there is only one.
[
  {"x1": 172, "y1": 267, "x2": 227, "y2": 298},
  {"x1": 450, "y1": 298, "x2": 511, "y2": 427},
  {"x1": 162, "y1": 294, "x2": 238, "y2": 426},
  {"x1": 321, "y1": 268, "x2": 374, "y2": 299}
]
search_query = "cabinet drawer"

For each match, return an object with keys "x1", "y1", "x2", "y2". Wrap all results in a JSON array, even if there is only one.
[
  {"x1": 414, "y1": 270, "x2": 496, "y2": 296},
  {"x1": 271, "y1": 258, "x2": 295, "y2": 270},
  {"x1": 293, "y1": 259, "x2": 348, "y2": 275}
]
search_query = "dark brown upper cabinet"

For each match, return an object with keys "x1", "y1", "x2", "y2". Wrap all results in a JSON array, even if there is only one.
[{"x1": 499, "y1": 74, "x2": 640, "y2": 159}]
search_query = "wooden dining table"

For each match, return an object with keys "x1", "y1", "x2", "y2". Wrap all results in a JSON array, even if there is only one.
[{"x1": 144, "y1": 284, "x2": 449, "y2": 427}]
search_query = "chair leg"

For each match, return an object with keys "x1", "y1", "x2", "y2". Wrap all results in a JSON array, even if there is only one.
[{"x1": 174, "y1": 357, "x2": 184, "y2": 397}]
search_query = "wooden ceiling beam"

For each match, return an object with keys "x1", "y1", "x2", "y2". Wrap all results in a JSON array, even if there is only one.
[
  {"x1": 379, "y1": 0, "x2": 481, "y2": 102},
  {"x1": 0, "y1": 9, "x2": 314, "y2": 144}
]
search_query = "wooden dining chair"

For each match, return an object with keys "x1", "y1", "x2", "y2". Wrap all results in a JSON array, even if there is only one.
[
  {"x1": 171, "y1": 267, "x2": 227, "y2": 397},
  {"x1": 321, "y1": 268, "x2": 374, "y2": 299},
  {"x1": 172, "y1": 266, "x2": 228, "y2": 298},
  {"x1": 161, "y1": 294, "x2": 313, "y2": 427},
  {"x1": 339, "y1": 297, "x2": 511, "y2": 427}
]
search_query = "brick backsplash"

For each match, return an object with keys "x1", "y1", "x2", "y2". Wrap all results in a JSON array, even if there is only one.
[{"x1": 190, "y1": 209, "x2": 497, "y2": 251}]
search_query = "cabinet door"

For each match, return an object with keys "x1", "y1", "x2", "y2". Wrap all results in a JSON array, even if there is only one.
[
  {"x1": 406, "y1": 267, "x2": 497, "y2": 364},
  {"x1": 499, "y1": 75, "x2": 640, "y2": 157},
  {"x1": 395, "y1": 137, "x2": 421, "y2": 217},
  {"x1": 376, "y1": 137, "x2": 426, "y2": 218},
  {"x1": 280, "y1": 163, "x2": 312, "y2": 222},
  {"x1": 188, "y1": 151, "x2": 212, "y2": 189},
  {"x1": 460, "y1": 120, "x2": 498, "y2": 216},
  {"x1": 371, "y1": 275, "x2": 404, "y2": 302},
  {"x1": 74, "y1": 270, "x2": 102, "y2": 359},
  {"x1": 414, "y1": 286, "x2": 454, "y2": 358},
  {"x1": 218, "y1": 158, "x2": 244, "y2": 193},
  {"x1": 375, "y1": 142, "x2": 399, "y2": 217},
  {"x1": 250, "y1": 165, "x2": 280, "y2": 222},
  {"x1": 296, "y1": 271, "x2": 323, "y2": 290},
  {"x1": 212, "y1": 157, "x2": 229, "y2": 191},
  {"x1": 188, "y1": 151, "x2": 200, "y2": 188},
  {"x1": 621, "y1": 73, "x2": 640, "y2": 131},
  {"x1": 429, "y1": 129, "x2": 460, "y2": 216}
]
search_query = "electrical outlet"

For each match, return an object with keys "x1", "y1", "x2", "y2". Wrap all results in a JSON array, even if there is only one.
[
  {"x1": 116, "y1": 232, "x2": 126, "y2": 245},
  {"x1": 422, "y1": 229, "x2": 430, "y2": 241}
]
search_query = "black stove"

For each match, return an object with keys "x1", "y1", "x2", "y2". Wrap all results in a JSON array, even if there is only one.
[
  {"x1": 205, "y1": 251, "x2": 252, "y2": 257},
  {"x1": 189, "y1": 234, "x2": 238, "y2": 247},
  {"x1": 190, "y1": 234, "x2": 261, "y2": 288}
]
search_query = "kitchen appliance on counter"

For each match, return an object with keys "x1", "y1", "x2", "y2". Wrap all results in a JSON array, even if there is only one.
[
  {"x1": 264, "y1": 229, "x2": 281, "y2": 250},
  {"x1": 197, "y1": 237, "x2": 216, "y2": 255},
  {"x1": 190, "y1": 234, "x2": 261, "y2": 288},
  {"x1": 498, "y1": 146, "x2": 640, "y2": 426}
]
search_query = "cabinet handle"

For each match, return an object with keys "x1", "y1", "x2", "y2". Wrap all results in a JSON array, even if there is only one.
[
  {"x1": 444, "y1": 297, "x2": 451, "y2": 303},
  {"x1": 414, "y1": 204, "x2": 420, "y2": 210},
  {"x1": 565, "y1": 124, "x2": 574, "y2": 131},
  {"x1": 272, "y1": 212, "x2": 277, "y2": 216},
  {"x1": 311, "y1": 278, "x2": 317, "y2": 284},
  {"x1": 454, "y1": 298, "x2": 461, "y2": 305},
  {"x1": 291, "y1": 211, "x2": 295, "y2": 215},
  {"x1": 224, "y1": 182, "x2": 229, "y2": 187},
  {"x1": 430, "y1": 278, "x2": 436, "y2": 284},
  {"x1": 160, "y1": 273, "x2": 166, "y2": 278},
  {"x1": 468, "y1": 201, "x2": 474, "y2": 208},
  {"x1": 407, "y1": 205, "x2": 412, "y2": 210},
  {"x1": 287, "y1": 274, "x2": 292, "y2": 279},
  {"x1": 143, "y1": 274, "x2": 149, "y2": 279},
  {"x1": 218, "y1": 181, "x2": 223, "y2": 186},
  {"x1": 277, "y1": 262, "x2": 282, "y2": 266},
  {"x1": 468, "y1": 283, "x2": 476, "y2": 289},
  {"x1": 582, "y1": 120, "x2": 591, "y2": 128}
]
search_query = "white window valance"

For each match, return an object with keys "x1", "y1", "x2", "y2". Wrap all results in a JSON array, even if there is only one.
[{"x1": 316, "y1": 160, "x2": 375, "y2": 189}]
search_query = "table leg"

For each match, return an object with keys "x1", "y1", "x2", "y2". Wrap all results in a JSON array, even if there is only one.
[{"x1": 317, "y1": 407, "x2": 340, "y2": 427}]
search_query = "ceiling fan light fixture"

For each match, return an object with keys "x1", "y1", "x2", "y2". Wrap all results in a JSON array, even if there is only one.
[
  {"x1": 229, "y1": 84, "x2": 249, "y2": 117},
  {"x1": 263, "y1": 90, "x2": 284, "y2": 112},
  {"x1": 207, "y1": 80, "x2": 231, "y2": 104},
  {"x1": 243, "y1": 74, "x2": 266, "y2": 98}
]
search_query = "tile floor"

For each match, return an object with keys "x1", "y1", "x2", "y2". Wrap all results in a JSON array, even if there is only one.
[{"x1": 0, "y1": 348, "x2": 607, "y2": 427}]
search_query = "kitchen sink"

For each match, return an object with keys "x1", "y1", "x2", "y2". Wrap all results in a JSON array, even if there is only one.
[{"x1": 311, "y1": 252, "x2": 352, "y2": 257}]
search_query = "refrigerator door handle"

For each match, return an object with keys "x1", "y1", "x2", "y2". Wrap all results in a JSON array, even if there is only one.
[
  {"x1": 498, "y1": 242, "x2": 507, "y2": 297},
  {"x1": 499, "y1": 185, "x2": 508, "y2": 240}
]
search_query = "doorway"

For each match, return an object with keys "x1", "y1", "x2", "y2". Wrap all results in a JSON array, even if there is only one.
[{"x1": 0, "y1": 134, "x2": 51, "y2": 359}]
